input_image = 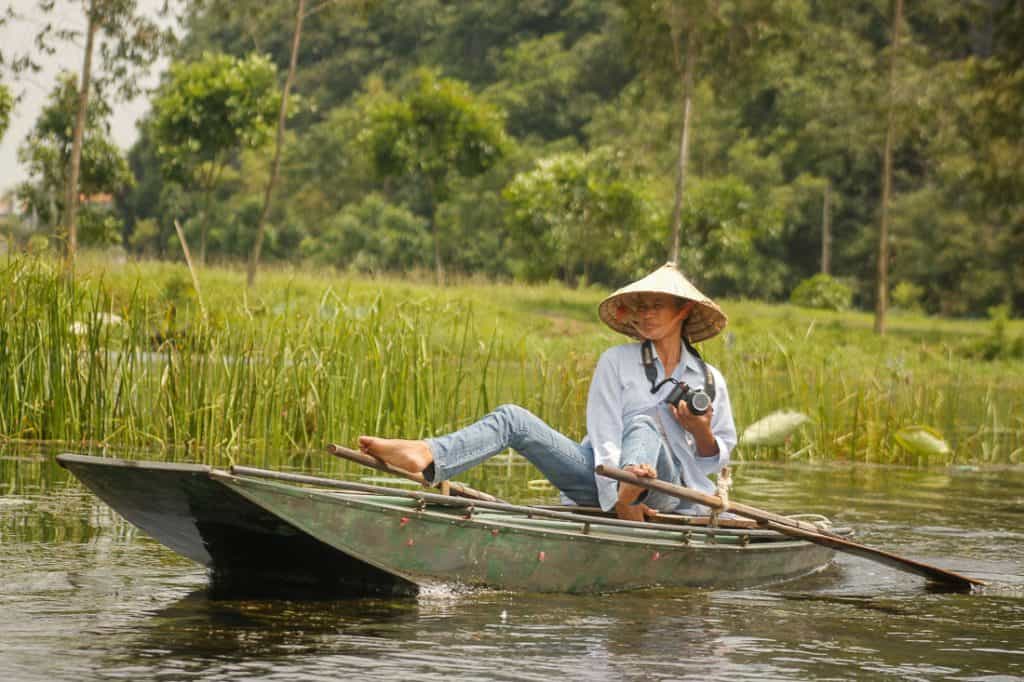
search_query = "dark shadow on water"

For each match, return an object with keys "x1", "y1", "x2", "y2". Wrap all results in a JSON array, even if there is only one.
[{"x1": 104, "y1": 588, "x2": 423, "y2": 664}]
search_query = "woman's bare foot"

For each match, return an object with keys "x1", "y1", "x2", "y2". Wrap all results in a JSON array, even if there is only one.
[{"x1": 357, "y1": 436, "x2": 433, "y2": 473}]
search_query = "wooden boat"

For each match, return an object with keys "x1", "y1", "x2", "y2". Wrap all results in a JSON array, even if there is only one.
[{"x1": 57, "y1": 453, "x2": 843, "y2": 597}]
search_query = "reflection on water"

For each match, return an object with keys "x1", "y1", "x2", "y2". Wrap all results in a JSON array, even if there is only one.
[{"x1": 0, "y1": 449, "x2": 1022, "y2": 681}]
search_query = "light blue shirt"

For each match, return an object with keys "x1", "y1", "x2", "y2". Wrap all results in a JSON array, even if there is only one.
[{"x1": 585, "y1": 341, "x2": 737, "y2": 511}]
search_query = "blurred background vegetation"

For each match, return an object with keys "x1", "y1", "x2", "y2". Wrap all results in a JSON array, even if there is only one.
[
  {"x1": 0, "y1": 0, "x2": 1020, "y2": 320},
  {"x1": 1, "y1": 1, "x2": 1022, "y2": 464}
]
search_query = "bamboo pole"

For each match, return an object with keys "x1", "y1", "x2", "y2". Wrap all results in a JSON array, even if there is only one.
[{"x1": 173, "y1": 219, "x2": 206, "y2": 314}]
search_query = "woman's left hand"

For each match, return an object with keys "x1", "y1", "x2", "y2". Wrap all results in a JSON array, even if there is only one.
[
  {"x1": 670, "y1": 401, "x2": 712, "y2": 431},
  {"x1": 669, "y1": 402, "x2": 719, "y2": 457}
]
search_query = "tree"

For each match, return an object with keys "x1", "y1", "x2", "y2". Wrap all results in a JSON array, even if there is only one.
[
  {"x1": 150, "y1": 51, "x2": 281, "y2": 263},
  {"x1": 361, "y1": 68, "x2": 508, "y2": 283},
  {"x1": 14, "y1": 0, "x2": 176, "y2": 263},
  {"x1": 300, "y1": 193, "x2": 430, "y2": 271},
  {"x1": 503, "y1": 147, "x2": 661, "y2": 285},
  {"x1": 0, "y1": 82, "x2": 12, "y2": 141},
  {"x1": 17, "y1": 73, "x2": 132, "y2": 231},
  {"x1": 247, "y1": 0, "x2": 307, "y2": 287},
  {"x1": 926, "y1": 0, "x2": 1024, "y2": 315},
  {"x1": 875, "y1": 0, "x2": 904, "y2": 336},
  {"x1": 620, "y1": 0, "x2": 808, "y2": 268}
]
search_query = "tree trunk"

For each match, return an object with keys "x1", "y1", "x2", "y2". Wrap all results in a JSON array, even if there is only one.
[
  {"x1": 428, "y1": 178, "x2": 444, "y2": 286},
  {"x1": 821, "y1": 179, "x2": 832, "y2": 275},
  {"x1": 669, "y1": 30, "x2": 698, "y2": 267},
  {"x1": 432, "y1": 217, "x2": 444, "y2": 285},
  {"x1": 64, "y1": 1, "x2": 98, "y2": 266},
  {"x1": 248, "y1": 0, "x2": 306, "y2": 288},
  {"x1": 200, "y1": 183, "x2": 212, "y2": 265},
  {"x1": 875, "y1": 0, "x2": 903, "y2": 336}
]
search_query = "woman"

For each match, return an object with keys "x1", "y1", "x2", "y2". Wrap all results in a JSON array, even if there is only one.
[{"x1": 359, "y1": 263, "x2": 737, "y2": 521}]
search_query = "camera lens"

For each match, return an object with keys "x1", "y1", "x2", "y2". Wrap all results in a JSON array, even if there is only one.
[{"x1": 689, "y1": 390, "x2": 712, "y2": 414}]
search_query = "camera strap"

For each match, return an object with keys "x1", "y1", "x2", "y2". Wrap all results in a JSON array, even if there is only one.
[{"x1": 641, "y1": 338, "x2": 716, "y2": 402}]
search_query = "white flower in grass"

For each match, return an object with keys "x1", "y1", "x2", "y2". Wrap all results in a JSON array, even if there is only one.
[{"x1": 740, "y1": 410, "x2": 811, "y2": 447}]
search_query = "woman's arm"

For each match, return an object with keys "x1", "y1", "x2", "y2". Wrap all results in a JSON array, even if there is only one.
[{"x1": 586, "y1": 350, "x2": 625, "y2": 512}]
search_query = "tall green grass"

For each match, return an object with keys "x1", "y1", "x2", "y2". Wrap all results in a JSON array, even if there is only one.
[
  {"x1": 1, "y1": 253, "x2": 1021, "y2": 467},
  {"x1": 0, "y1": 255, "x2": 593, "y2": 465}
]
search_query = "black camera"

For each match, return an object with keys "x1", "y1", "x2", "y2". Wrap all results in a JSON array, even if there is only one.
[{"x1": 664, "y1": 382, "x2": 712, "y2": 415}]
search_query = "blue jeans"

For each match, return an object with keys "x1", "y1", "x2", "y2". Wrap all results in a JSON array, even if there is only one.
[{"x1": 425, "y1": 404, "x2": 685, "y2": 512}]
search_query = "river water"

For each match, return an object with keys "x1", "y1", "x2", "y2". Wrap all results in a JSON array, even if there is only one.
[{"x1": 1, "y1": 450, "x2": 1022, "y2": 681}]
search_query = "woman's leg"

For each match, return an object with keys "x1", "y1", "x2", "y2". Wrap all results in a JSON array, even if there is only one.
[
  {"x1": 618, "y1": 415, "x2": 686, "y2": 512},
  {"x1": 426, "y1": 405, "x2": 598, "y2": 505}
]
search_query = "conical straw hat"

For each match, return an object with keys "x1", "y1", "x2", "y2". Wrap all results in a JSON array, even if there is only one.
[{"x1": 598, "y1": 263, "x2": 727, "y2": 342}]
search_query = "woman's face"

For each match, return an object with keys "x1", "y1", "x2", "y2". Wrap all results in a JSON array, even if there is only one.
[{"x1": 629, "y1": 294, "x2": 693, "y2": 341}]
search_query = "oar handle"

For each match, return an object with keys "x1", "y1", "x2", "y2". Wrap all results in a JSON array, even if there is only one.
[
  {"x1": 595, "y1": 464, "x2": 828, "y2": 535},
  {"x1": 326, "y1": 443, "x2": 502, "y2": 503}
]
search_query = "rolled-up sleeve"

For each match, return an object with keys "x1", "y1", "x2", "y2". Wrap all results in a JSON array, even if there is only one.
[{"x1": 586, "y1": 350, "x2": 624, "y2": 511}]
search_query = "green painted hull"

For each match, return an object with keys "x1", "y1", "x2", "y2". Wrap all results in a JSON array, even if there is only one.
[
  {"x1": 218, "y1": 472, "x2": 837, "y2": 594},
  {"x1": 57, "y1": 454, "x2": 417, "y2": 598}
]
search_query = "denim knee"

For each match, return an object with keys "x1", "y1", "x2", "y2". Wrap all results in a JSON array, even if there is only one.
[
  {"x1": 620, "y1": 414, "x2": 664, "y2": 468},
  {"x1": 623, "y1": 415, "x2": 661, "y2": 447},
  {"x1": 492, "y1": 403, "x2": 532, "y2": 435}
]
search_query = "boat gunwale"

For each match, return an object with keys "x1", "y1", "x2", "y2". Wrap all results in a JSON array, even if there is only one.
[
  {"x1": 57, "y1": 452, "x2": 212, "y2": 474},
  {"x1": 216, "y1": 470, "x2": 824, "y2": 552},
  {"x1": 316, "y1": 492, "x2": 805, "y2": 543}
]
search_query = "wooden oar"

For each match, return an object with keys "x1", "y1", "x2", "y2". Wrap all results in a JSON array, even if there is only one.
[
  {"x1": 326, "y1": 443, "x2": 503, "y2": 503},
  {"x1": 596, "y1": 465, "x2": 987, "y2": 591}
]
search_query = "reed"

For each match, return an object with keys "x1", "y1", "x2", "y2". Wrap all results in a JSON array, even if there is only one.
[{"x1": 1, "y1": 253, "x2": 1021, "y2": 468}]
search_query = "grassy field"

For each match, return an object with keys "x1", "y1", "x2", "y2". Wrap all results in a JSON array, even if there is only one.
[{"x1": 2, "y1": 251, "x2": 1022, "y2": 469}]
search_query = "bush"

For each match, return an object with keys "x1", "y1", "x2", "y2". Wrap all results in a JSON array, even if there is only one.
[
  {"x1": 78, "y1": 207, "x2": 124, "y2": 247},
  {"x1": 303, "y1": 194, "x2": 429, "y2": 271},
  {"x1": 129, "y1": 218, "x2": 162, "y2": 257},
  {"x1": 967, "y1": 305, "x2": 1024, "y2": 360},
  {"x1": 27, "y1": 234, "x2": 51, "y2": 253},
  {"x1": 789, "y1": 274, "x2": 853, "y2": 311},
  {"x1": 891, "y1": 281, "x2": 925, "y2": 313}
]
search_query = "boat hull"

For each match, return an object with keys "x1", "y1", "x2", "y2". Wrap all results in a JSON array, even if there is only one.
[
  {"x1": 217, "y1": 472, "x2": 836, "y2": 593},
  {"x1": 59, "y1": 454, "x2": 836, "y2": 596}
]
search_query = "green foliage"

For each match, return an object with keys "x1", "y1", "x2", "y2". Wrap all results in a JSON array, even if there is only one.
[
  {"x1": 0, "y1": 81, "x2": 12, "y2": 141},
  {"x1": 967, "y1": 305, "x2": 1024, "y2": 361},
  {"x1": 893, "y1": 425, "x2": 951, "y2": 462},
  {"x1": 104, "y1": 0, "x2": 1024, "y2": 318},
  {"x1": 150, "y1": 51, "x2": 282, "y2": 186},
  {"x1": 503, "y1": 147, "x2": 660, "y2": 284},
  {"x1": 682, "y1": 173, "x2": 790, "y2": 299},
  {"x1": 300, "y1": 194, "x2": 430, "y2": 272},
  {"x1": 358, "y1": 68, "x2": 509, "y2": 276},
  {"x1": 483, "y1": 32, "x2": 612, "y2": 142},
  {"x1": 790, "y1": 274, "x2": 853, "y2": 312},
  {"x1": 26, "y1": 234, "x2": 51, "y2": 254},
  {"x1": 77, "y1": 206, "x2": 124, "y2": 248},
  {"x1": 16, "y1": 73, "x2": 133, "y2": 227},
  {"x1": 891, "y1": 281, "x2": 925, "y2": 313},
  {"x1": 361, "y1": 68, "x2": 508, "y2": 207},
  {"x1": 128, "y1": 218, "x2": 161, "y2": 256}
]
